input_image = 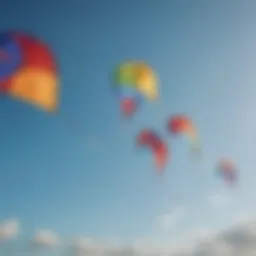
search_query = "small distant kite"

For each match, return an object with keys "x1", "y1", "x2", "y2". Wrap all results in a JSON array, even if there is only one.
[
  {"x1": 0, "y1": 31, "x2": 59, "y2": 112},
  {"x1": 216, "y1": 159, "x2": 238, "y2": 186},
  {"x1": 167, "y1": 114, "x2": 201, "y2": 154},
  {"x1": 136, "y1": 129, "x2": 168, "y2": 172},
  {"x1": 113, "y1": 61, "x2": 158, "y2": 117}
]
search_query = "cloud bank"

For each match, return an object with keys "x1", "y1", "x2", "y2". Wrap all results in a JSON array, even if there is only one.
[
  {"x1": 1, "y1": 216, "x2": 256, "y2": 255},
  {"x1": 72, "y1": 217, "x2": 256, "y2": 256}
]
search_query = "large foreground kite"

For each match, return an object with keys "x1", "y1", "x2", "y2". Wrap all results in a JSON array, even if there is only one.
[{"x1": 0, "y1": 31, "x2": 59, "y2": 112}]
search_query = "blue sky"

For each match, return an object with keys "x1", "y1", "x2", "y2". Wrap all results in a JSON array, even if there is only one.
[{"x1": 0, "y1": 0, "x2": 256, "y2": 252}]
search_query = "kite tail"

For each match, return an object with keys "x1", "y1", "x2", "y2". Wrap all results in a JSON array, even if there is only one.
[
  {"x1": 185, "y1": 128, "x2": 201, "y2": 156},
  {"x1": 155, "y1": 148, "x2": 168, "y2": 173},
  {"x1": 189, "y1": 137, "x2": 202, "y2": 159}
]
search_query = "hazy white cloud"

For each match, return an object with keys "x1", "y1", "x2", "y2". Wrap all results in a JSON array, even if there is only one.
[
  {"x1": 209, "y1": 192, "x2": 230, "y2": 208},
  {"x1": 74, "y1": 237, "x2": 93, "y2": 248},
  {"x1": 133, "y1": 237, "x2": 162, "y2": 254},
  {"x1": 167, "y1": 217, "x2": 256, "y2": 255},
  {"x1": 0, "y1": 219, "x2": 19, "y2": 240},
  {"x1": 33, "y1": 230, "x2": 59, "y2": 247},
  {"x1": 156, "y1": 206, "x2": 186, "y2": 231},
  {"x1": 69, "y1": 216, "x2": 256, "y2": 256},
  {"x1": 187, "y1": 228, "x2": 216, "y2": 244},
  {"x1": 73, "y1": 237, "x2": 119, "y2": 256},
  {"x1": 232, "y1": 211, "x2": 253, "y2": 225},
  {"x1": 193, "y1": 239, "x2": 236, "y2": 256}
]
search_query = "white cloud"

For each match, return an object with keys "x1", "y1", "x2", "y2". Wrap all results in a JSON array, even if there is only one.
[
  {"x1": 133, "y1": 237, "x2": 162, "y2": 254},
  {"x1": 156, "y1": 206, "x2": 186, "y2": 231},
  {"x1": 232, "y1": 211, "x2": 253, "y2": 225},
  {"x1": 169, "y1": 217, "x2": 256, "y2": 255},
  {"x1": 71, "y1": 216, "x2": 256, "y2": 256},
  {"x1": 209, "y1": 192, "x2": 230, "y2": 208},
  {"x1": 73, "y1": 237, "x2": 119, "y2": 256},
  {"x1": 0, "y1": 219, "x2": 19, "y2": 240},
  {"x1": 33, "y1": 230, "x2": 59, "y2": 247},
  {"x1": 188, "y1": 228, "x2": 215, "y2": 244}
]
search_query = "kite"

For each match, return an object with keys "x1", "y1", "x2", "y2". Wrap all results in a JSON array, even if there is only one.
[
  {"x1": 216, "y1": 159, "x2": 238, "y2": 185},
  {"x1": 137, "y1": 129, "x2": 168, "y2": 172},
  {"x1": 113, "y1": 61, "x2": 158, "y2": 117},
  {"x1": 167, "y1": 114, "x2": 201, "y2": 154},
  {"x1": 0, "y1": 31, "x2": 59, "y2": 112}
]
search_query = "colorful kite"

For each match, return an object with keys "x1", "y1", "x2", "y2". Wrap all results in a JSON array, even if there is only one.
[
  {"x1": 113, "y1": 61, "x2": 158, "y2": 117},
  {"x1": 167, "y1": 114, "x2": 201, "y2": 154},
  {"x1": 0, "y1": 31, "x2": 59, "y2": 112},
  {"x1": 136, "y1": 129, "x2": 168, "y2": 172},
  {"x1": 216, "y1": 159, "x2": 238, "y2": 185}
]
